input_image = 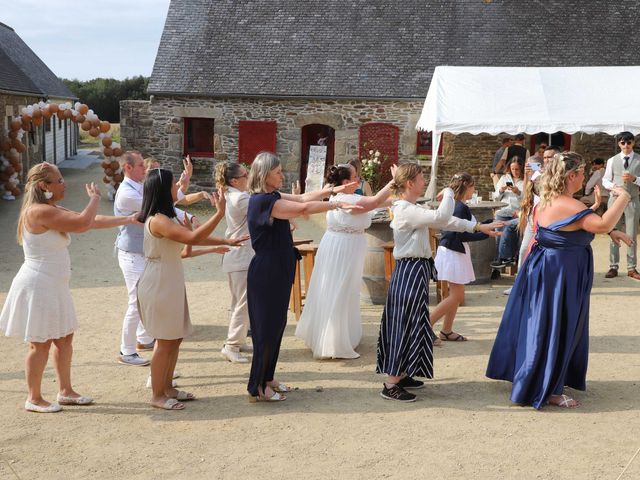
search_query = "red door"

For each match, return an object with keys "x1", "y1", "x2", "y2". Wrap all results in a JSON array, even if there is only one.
[{"x1": 359, "y1": 122, "x2": 399, "y2": 185}]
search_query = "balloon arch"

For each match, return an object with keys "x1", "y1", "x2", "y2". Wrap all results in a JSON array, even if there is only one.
[{"x1": 0, "y1": 101, "x2": 123, "y2": 199}]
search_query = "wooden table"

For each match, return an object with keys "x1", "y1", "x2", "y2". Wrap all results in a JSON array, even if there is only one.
[{"x1": 289, "y1": 238, "x2": 316, "y2": 320}]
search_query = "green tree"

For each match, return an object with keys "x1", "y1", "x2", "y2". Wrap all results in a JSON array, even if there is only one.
[{"x1": 61, "y1": 76, "x2": 150, "y2": 123}]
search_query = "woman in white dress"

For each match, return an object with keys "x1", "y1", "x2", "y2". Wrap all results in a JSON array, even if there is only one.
[
  {"x1": 295, "y1": 164, "x2": 395, "y2": 359},
  {"x1": 0, "y1": 162, "x2": 138, "y2": 413}
]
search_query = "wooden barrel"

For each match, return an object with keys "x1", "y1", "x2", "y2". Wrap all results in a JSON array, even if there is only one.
[{"x1": 361, "y1": 220, "x2": 393, "y2": 304}]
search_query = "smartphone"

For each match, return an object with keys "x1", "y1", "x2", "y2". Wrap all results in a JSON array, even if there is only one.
[
  {"x1": 529, "y1": 162, "x2": 541, "y2": 171},
  {"x1": 506, "y1": 181, "x2": 513, "y2": 187}
]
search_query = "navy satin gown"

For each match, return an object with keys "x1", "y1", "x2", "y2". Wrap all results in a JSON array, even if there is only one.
[
  {"x1": 246, "y1": 192, "x2": 297, "y2": 397},
  {"x1": 486, "y1": 208, "x2": 594, "y2": 409}
]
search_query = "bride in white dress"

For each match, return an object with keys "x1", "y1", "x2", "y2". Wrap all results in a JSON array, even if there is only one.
[{"x1": 295, "y1": 164, "x2": 396, "y2": 359}]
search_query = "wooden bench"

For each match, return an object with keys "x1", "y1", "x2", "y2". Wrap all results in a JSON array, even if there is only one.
[{"x1": 382, "y1": 230, "x2": 449, "y2": 303}]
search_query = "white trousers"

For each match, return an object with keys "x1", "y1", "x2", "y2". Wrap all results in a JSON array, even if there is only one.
[
  {"x1": 118, "y1": 250, "x2": 154, "y2": 355},
  {"x1": 225, "y1": 270, "x2": 250, "y2": 350}
]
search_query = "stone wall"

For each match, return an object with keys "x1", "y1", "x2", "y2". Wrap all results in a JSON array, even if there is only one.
[
  {"x1": 120, "y1": 95, "x2": 622, "y2": 196},
  {"x1": 1, "y1": 93, "x2": 42, "y2": 180}
]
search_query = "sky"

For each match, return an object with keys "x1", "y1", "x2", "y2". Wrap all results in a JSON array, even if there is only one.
[{"x1": 2, "y1": 0, "x2": 171, "y2": 80}]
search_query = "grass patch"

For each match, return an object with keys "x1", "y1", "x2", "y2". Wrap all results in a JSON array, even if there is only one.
[{"x1": 79, "y1": 123, "x2": 120, "y2": 145}]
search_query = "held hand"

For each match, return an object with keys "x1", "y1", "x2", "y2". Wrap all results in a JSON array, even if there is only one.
[
  {"x1": 215, "y1": 187, "x2": 226, "y2": 212},
  {"x1": 610, "y1": 230, "x2": 634, "y2": 247},
  {"x1": 86, "y1": 182, "x2": 101, "y2": 199}
]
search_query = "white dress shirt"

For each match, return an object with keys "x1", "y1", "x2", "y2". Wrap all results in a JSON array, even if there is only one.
[
  {"x1": 602, "y1": 152, "x2": 640, "y2": 190},
  {"x1": 584, "y1": 169, "x2": 607, "y2": 196}
]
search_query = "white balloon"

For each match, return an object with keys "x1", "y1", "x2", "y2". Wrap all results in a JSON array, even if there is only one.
[
  {"x1": 58, "y1": 103, "x2": 66, "y2": 110},
  {"x1": 38, "y1": 101, "x2": 46, "y2": 109},
  {"x1": 99, "y1": 133, "x2": 105, "y2": 138},
  {"x1": 112, "y1": 142, "x2": 120, "y2": 149},
  {"x1": 71, "y1": 109, "x2": 78, "y2": 116},
  {"x1": 88, "y1": 109, "x2": 94, "y2": 116},
  {"x1": 74, "y1": 102, "x2": 81, "y2": 110},
  {"x1": 26, "y1": 105, "x2": 34, "y2": 115}
]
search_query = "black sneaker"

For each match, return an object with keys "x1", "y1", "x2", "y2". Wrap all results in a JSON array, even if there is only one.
[
  {"x1": 380, "y1": 384, "x2": 417, "y2": 402},
  {"x1": 397, "y1": 376, "x2": 425, "y2": 390},
  {"x1": 490, "y1": 259, "x2": 507, "y2": 269}
]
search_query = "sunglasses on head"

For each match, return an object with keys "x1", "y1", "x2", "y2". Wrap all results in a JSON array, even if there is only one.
[{"x1": 619, "y1": 140, "x2": 634, "y2": 145}]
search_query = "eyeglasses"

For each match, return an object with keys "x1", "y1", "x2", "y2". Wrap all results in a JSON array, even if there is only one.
[{"x1": 619, "y1": 140, "x2": 634, "y2": 145}]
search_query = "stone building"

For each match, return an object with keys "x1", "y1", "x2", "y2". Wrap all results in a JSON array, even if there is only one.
[
  {"x1": 121, "y1": 0, "x2": 640, "y2": 195},
  {"x1": 0, "y1": 22, "x2": 78, "y2": 173}
]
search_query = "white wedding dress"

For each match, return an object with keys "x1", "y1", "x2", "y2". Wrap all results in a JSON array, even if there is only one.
[{"x1": 295, "y1": 193, "x2": 373, "y2": 359}]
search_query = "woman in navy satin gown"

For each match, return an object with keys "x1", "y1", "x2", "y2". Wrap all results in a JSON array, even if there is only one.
[{"x1": 486, "y1": 152, "x2": 630, "y2": 409}]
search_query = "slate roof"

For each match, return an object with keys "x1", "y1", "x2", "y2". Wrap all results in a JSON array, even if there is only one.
[
  {"x1": 0, "y1": 22, "x2": 76, "y2": 99},
  {"x1": 149, "y1": 0, "x2": 640, "y2": 100}
]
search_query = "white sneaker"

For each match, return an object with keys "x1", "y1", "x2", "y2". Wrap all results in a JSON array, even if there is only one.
[
  {"x1": 146, "y1": 376, "x2": 178, "y2": 388},
  {"x1": 239, "y1": 343, "x2": 253, "y2": 353},
  {"x1": 221, "y1": 345, "x2": 249, "y2": 363},
  {"x1": 503, "y1": 287, "x2": 512, "y2": 295}
]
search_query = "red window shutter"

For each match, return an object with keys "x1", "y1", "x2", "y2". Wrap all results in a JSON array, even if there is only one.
[
  {"x1": 359, "y1": 122, "x2": 399, "y2": 184},
  {"x1": 238, "y1": 120, "x2": 277, "y2": 165}
]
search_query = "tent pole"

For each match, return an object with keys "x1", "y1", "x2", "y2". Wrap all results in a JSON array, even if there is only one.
[{"x1": 425, "y1": 129, "x2": 441, "y2": 200}]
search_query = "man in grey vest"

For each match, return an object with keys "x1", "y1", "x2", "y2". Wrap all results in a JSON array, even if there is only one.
[
  {"x1": 114, "y1": 151, "x2": 155, "y2": 365},
  {"x1": 602, "y1": 131, "x2": 640, "y2": 280}
]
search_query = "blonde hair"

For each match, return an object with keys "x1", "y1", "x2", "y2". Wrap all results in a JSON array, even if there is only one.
[
  {"x1": 16, "y1": 162, "x2": 57, "y2": 245},
  {"x1": 390, "y1": 162, "x2": 422, "y2": 195},
  {"x1": 248, "y1": 152, "x2": 280, "y2": 193},
  {"x1": 539, "y1": 151, "x2": 585, "y2": 208},
  {"x1": 348, "y1": 159, "x2": 362, "y2": 176},
  {"x1": 448, "y1": 172, "x2": 475, "y2": 201},
  {"x1": 143, "y1": 157, "x2": 159, "y2": 171},
  {"x1": 518, "y1": 178, "x2": 536, "y2": 233},
  {"x1": 214, "y1": 161, "x2": 245, "y2": 192}
]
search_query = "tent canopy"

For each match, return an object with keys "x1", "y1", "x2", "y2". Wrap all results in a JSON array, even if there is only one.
[{"x1": 417, "y1": 65, "x2": 640, "y2": 197}]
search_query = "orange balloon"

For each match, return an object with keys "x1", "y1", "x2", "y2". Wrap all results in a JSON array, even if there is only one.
[
  {"x1": 4, "y1": 165, "x2": 15, "y2": 176},
  {"x1": 21, "y1": 121, "x2": 31, "y2": 132},
  {"x1": 10, "y1": 119, "x2": 22, "y2": 131},
  {"x1": 101, "y1": 137, "x2": 113, "y2": 147},
  {"x1": 13, "y1": 162, "x2": 22, "y2": 173},
  {"x1": 81, "y1": 120, "x2": 92, "y2": 131},
  {"x1": 105, "y1": 167, "x2": 114, "y2": 176},
  {"x1": 32, "y1": 109, "x2": 42, "y2": 119},
  {"x1": 102, "y1": 175, "x2": 111, "y2": 184},
  {"x1": 15, "y1": 142, "x2": 26, "y2": 154},
  {"x1": 8, "y1": 130, "x2": 18, "y2": 139},
  {"x1": 11, "y1": 138, "x2": 22, "y2": 149},
  {"x1": 112, "y1": 147, "x2": 123, "y2": 157},
  {"x1": 101, "y1": 160, "x2": 110, "y2": 169},
  {"x1": 0, "y1": 139, "x2": 11, "y2": 151},
  {"x1": 21, "y1": 113, "x2": 31, "y2": 123},
  {"x1": 113, "y1": 173, "x2": 123, "y2": 182},
  {"x1": 89, "y1": 127, "x2": 100, "y2": 137},
  {"x1": 110, "y1": 160, "x2": 119, "y2": 170},
  {"x1": 10, "y1": 185, "x2": 22, "y2": 196},
  {"x1": 99, "y1": 121, "x2": 110, "y2": 133},
  {"x1": 8, "y1": 150, "x2": 19, "y2": 163},
  {"x1": 32, "y1": 116, "x2": 43, "y2": 126},
  {"x1": 62, "y1": 109, "x2": 72, "y2": 119},
  {"x1": 42, "y1": 107, "x2": 52, "y2": 119},
  {"x1": 76, "y1": 114, "x2": 86, "y2": 123},
  {"x1": 48, "y1": 103, "x2": 59, "y2": 114},
  {"x1": 103, "y1": 147, "x2": 114, "y2": 157},
  {"x1": 78, "y1": 104, "x2": 89, "y2": 115},
  {"x1": 91, "y1": 118, "x2": 100, "y2": 128}
]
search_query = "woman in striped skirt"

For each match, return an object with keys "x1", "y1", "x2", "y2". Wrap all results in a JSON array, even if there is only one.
[{"x1": 376, "y1": 163, "x2": 501, "y2": 402}]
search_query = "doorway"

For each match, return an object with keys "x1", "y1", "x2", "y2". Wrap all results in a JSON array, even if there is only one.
[
  {"x1": 300, "y1": 124, "x2": 335, "y2": 192},
  {"x1": 530, "y1": 132, "x2": 572, "y2": 153}
]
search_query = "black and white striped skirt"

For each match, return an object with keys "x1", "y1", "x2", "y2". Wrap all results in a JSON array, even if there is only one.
[{"x1": 376, "y1": 257, "x2": 437, "y2": 378}]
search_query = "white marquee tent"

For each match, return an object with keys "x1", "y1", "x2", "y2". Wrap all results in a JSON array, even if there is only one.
[{"x1": 416, "y1": 65, "x2": 640, "y2": 197}]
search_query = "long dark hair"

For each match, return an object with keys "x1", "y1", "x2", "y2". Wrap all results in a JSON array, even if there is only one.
[
  {"x1": 138, "y1": 168, "x2": 177, "y2": 223},
  {"x1": 325, "y1": 164, "x2": 352, "y2": 189}
]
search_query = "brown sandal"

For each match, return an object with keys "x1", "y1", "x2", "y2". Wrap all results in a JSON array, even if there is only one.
[{"x1": 439, "y1": 331, "x2": 467, "y2": 342}]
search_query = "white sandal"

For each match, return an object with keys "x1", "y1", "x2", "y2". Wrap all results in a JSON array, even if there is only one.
[
  {"x1": 56, "y1": 394, "x2": 93, "y2": 405},
  {"x1": 25, "y1": 400, "x2": 62, "y2": 413},
  {"x1": 551, "y1": 394, "x2": 580, "y2": 408}
]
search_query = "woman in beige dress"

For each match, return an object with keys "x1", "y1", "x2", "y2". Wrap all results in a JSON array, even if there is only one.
[{"x1": 137, "y1": 168, "x2": 246, "y2": 411}]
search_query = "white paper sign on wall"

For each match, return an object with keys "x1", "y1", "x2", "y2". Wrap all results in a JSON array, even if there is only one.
[{"x1": 305, "y1": 145, "x2": 327, "y2": 192}]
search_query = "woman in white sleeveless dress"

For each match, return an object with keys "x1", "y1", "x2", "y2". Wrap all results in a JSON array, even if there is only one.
[
  {"x1": 295, "y1": 164, "x2": 396, "y2": 359},
  {"x1": 0, "y1": 163, "x2": 137, "y2": 413}
]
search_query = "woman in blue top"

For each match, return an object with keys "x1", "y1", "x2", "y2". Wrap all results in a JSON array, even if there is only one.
[
  {"x1": 246, "y1": 152, "x2": 360, "y2": 402},
  {"x1": 486, "y1": 152, "x2": 630, "y2": 409}
]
